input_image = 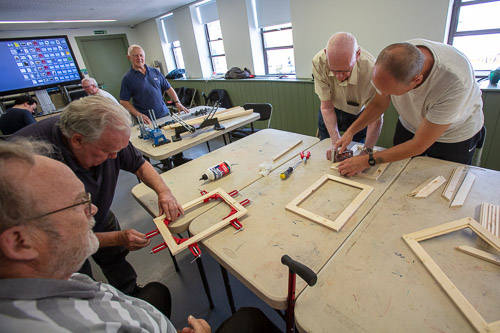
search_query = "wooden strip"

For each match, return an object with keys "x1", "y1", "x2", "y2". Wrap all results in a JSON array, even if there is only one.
[
  {"x1": 167, "y1": 107, "x2": 249, "y2": 129},
  {"x1": 442, "y1": 166, "x2": 466, "y2": 201},
  {"x1": 450, "y1": 172, "x2": 476, "y2": 207},
  {"x1": 272, "y1": 139, "x2": 302, "y2": 161},
  {"x1": 408, "y1": 175, "x2": 446, "y2": 198},
  {"x1": 456, "y1": 245, "x2": 500, "y2": 266}
]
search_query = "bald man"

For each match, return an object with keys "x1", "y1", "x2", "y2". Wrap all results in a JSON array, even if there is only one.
[{"x1": 312, "y1": 32, "x2": 383, "y2": 160}]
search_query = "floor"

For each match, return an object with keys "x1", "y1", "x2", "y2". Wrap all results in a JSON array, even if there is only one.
[{"x1": 90, "y1": 135, "x2": 286, "y2": 331}]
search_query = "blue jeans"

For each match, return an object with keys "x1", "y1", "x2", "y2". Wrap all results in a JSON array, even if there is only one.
[{"x1": 317, "y1": 108, "x2": 367, "y2": 143}]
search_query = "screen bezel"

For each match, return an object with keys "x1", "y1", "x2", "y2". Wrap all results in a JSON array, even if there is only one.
[{"x1": 0, "y1": 35, "x2": 83, "y2": 96}]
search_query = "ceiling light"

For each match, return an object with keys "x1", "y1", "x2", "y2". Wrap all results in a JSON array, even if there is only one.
[{"x1": 0, "y1": 20, "x2": 116, "y2": 24}]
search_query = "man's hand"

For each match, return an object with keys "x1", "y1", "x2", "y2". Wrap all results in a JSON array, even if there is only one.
[
  {"x1": 326, "y1": 146, "x2": 336, "y2": 161},
  {"x1": 333, "y1": 132, "x2": 354, "y2": 155},
  {"x1": 117, "y1": 229, "x2": 150, "y2": 250},
  {"x1": 158, "y1": 192, "x2": 184, "y2": 221},
  {"x1": 139, "y1": 114, "x2": 152, "y2": 125},
  {"x1": 180, "y1": 315, "x2": 211, "y2": 333},
  {"x1": 337, "y1": 155, "x2": 370, "y2": 177},
  {"x1": 177, "y1": 103, "x2": 190, "y2": 114}
]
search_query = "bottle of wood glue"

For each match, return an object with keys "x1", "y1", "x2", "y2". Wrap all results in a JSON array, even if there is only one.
[{"x1": 200, "y1": 161, "x2": 232, "y2": 181}]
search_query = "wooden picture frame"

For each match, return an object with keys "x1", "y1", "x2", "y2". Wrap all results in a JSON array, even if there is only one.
[
  {"x1": 153, "y1": 188, "x2": 248, "y2": 256},
  {"x1": 403, "y1": 217, "x2": 500, "y2": 333},
  {"x1": 285, "y1": 174, "x2": 373, "y2": 231}
]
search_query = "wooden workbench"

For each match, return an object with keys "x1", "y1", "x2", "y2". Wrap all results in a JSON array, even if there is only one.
[
  {"x1": 130, "y1": 109, "x2": 259, "y2": 161},
  {"x1": 188, "y1": 139, "x2": 410, "y2": 309},
  {"x1": 295, "y1": 157, "x2": 500, "y2": 332},
  {"x1": 131, "y1": 129, "x2": 319, "y2": 233}
]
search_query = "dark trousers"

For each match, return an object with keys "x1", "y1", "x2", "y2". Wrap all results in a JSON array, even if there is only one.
[
  {"x1": 135, "y1": 282, "x2": 172, "y2": 319},
  {"x1": 79, "y1": 211, "x2": 138, "y2": 295},
  {"x1": 215, "y1": 307, "x2": 282, "y2": 333},
  {"x1": 318, "y1": 108, "x2": 367, "y2": 142},
  {"x1": 393, "y1": 120, "x2": 485, "y2": 165}
]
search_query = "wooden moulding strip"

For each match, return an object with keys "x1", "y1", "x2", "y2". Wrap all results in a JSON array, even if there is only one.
[
  {"x1": 272, "y1": 139, "x2": 303, "y2": 161},
  {"x1": 442, "y1": 166, "x2": 466, "y2": 201},
  {"x1": 167, "y1": 107, "x2": 249, "y2": 129},
  {"x1": 456, "y1": 245, "x2": 500, "y2": 266},
  {"x1": 153, "y1": 188, "x2": 247, "y2": 256},
  {"x1": 450, "y1": 172, "x2": 476, "y2": 208},
  {"x1": 408, "y1": 175, "x2": 446, "y2": 198},
  {"x1": 285, "y1": 174, "x2": 373, "y2": 232},
  {"x1": 480, "y1": 202, "x2": 500, "y2": 237},
  {"x1": 402, "y1": 217, "x2": 500, "y2": 333}
]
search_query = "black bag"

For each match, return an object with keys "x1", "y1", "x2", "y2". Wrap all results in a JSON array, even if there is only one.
[
  {"x1": 224, "y1": 67, "x2": 252, "y2": 79},
  {"x1": 166, "y1": 68, "x2": 185, "y2": 79}
]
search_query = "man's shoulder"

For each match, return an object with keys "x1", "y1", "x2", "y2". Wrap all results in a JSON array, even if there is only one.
[{"x1": 312, "y1": 49, "x2": 326, "y2": 65}]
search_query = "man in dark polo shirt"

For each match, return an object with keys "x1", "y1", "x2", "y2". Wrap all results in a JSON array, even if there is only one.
[
  {"x1": 0, "y1": 95, "x2": 37, "y2": 135},
  {"x1": 12, "y1": 95, "x2": 184, "y2": 295},
  {"x1": 120, "y1": 44, "x2": 191, "y2": 167}
]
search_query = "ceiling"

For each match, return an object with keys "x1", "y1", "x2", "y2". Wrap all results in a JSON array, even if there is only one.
[{"x1": 0, "y1": 0, "x2": 196, "y2": 31}]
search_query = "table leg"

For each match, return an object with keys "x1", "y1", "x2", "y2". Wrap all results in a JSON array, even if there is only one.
[{"x1": 220, "y1": 265, "x2": 236, "y2": 314}]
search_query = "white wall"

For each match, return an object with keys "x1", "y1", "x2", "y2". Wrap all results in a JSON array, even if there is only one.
[
  {"x1": 0, "y1": 27, "x2": 136, "y2": 74},
  {"x1": 129, "y1": 19, "x2": 167, "y2": 74}
]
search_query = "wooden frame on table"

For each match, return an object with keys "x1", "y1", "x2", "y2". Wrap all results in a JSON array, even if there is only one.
[
  {"x1": 153, "y1": 188, "x2": 248, "y2": 256},
  {"x1": 285, "y1": 174, "x2": 373, "y2": 232},
  {"x1": 402, "y1": 217, "x2": 500, "y2": 333}
]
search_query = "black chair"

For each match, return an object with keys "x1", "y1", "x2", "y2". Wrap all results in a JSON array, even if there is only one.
[
  {"x1": 166, "y1": 87, "x2": 197, "y2": 110},
  {"x1": 229, "y1": 103, "x2": 273, "y2": 141},
  {"x1": 202, "y1": 89, "x2": 232, "y2": 108}
]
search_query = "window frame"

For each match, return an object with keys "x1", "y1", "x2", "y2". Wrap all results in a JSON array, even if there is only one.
[
  {"x1": 205, "y1": 20, "x2": 227, "y2": 74},
  {"x1": 171, "y1": 40, "x2": 184, "y2": 70},
  {"x1": 447, "y1": 0, "x2": 500, "y2": 74},
  {"x1": 260, "y1": 24, "x2": 295, "y2": 76}
]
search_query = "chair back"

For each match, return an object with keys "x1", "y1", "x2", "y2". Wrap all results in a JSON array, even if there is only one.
[{"x1": 243, "y1": 103, "x2": 272, "y2": 128}]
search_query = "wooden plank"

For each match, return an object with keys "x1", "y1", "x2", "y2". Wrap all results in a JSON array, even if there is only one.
[
  {"x1": 408, "y1": 175, "x2": 446, "y2": 198},
  {"x1": 450, "y1": 172, "x2": 476, "y2": 207},
  {"x1": 272, "y1": 139, "x2": 303, "y2": 161},
  {"x1": 456, "y1": 245, "x2": 500, "y2": 266},
  {"x1": 442, "y1": 166, "x2": 466, "y2": 201},
  {"x1": 286, "y1": 174, "x2": 373, "y2": 231},
  {"x1": 167, "y1": 108, "x2": 250, "y2": 129}
]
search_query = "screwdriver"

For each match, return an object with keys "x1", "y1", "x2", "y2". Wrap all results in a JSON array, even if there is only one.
[{"x1": 280, "y1": 151, "x2": 311, "y2": 180}]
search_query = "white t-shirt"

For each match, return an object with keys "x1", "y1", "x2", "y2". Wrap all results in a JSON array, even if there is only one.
[
  {"x1": 392, "y1": 38, "x2": 483, "y2": 143},
  {"x1": 312, "y1": 47, "x2": 376, "y2": 115},
  {"x1": 96, "y1": 89, "x2": 119, "y2": 105}
]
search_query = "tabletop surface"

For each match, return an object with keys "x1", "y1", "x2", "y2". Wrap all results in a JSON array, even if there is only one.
[
  {"x1": 189, "y1": 139, "x2": 411, "y2": 309},
  {"x1": 130, "y1": 106, "x2": 259, "y2": 161},
  {"x1": 295, "y1": 157, "x2": 500, "y2": 332},
  {"x1": 132, "y1": 128, "x2": 320, "y2": 233}
]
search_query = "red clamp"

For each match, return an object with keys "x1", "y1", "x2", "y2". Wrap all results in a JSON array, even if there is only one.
[
  {"x1": 145, "y1": 229, "x2": 160, "y2": 239},
  {"x1": 228, "y1": 199, "x2": 251, "y2": 233},
  {"x1": 199, "y1": 189, "x2": 238, "y2": 203}
]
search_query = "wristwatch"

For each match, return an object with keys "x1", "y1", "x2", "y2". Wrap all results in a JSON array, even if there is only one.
[{"x1": 368, "y1": 152, "x2": 376, "y2": 166}]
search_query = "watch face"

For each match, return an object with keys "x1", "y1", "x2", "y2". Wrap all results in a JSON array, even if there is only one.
[
  {"x1": 368, "y1": 154, "x2": 376, "y2": 166},
  {"x1": 364, "y1": 147, "x2": 373, "y2": 154}
]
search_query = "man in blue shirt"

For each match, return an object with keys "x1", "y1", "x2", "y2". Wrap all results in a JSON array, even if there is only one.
[
  {"x1": 120, "y1": 45, "x2": 191, "y2": 167},
  {"x1": 0, "y1": 95, "x2": 37, "y2": 135}
]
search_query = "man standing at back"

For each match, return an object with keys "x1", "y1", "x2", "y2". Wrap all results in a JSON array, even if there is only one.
[
  {"x1": 0, "y1": 95, "x2": 37, "y2": 135},
  {"x1": 312, "y1": 32, "x2": 383, "y2": 160},
  {"x1": 82, "y1": 77, "x2": 119, "y2": 104},
  {"x1": 120, "y1": 44, "x2": 191, "y2": 167}
]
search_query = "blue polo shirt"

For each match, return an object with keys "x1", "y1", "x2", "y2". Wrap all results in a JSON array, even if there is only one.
[
  {"x1": 120, "y1": 65, "x2": 171, "y2": 119},
  {"x1": 12, "y1": 116, "x2": 146, "y2": 232}
]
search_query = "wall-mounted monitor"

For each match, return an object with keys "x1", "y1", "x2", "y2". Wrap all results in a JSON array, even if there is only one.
[{"x1": 0, "y1": 35, "x2": 83, "y2": 97}]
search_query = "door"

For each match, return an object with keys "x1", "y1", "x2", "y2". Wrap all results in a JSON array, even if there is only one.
[{"x1": 76, "y1": 34, "x2": 130, "y2": 100}]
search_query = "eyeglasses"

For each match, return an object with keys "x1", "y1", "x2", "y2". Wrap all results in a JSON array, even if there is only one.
[
  {"x1": 30, "y1": 192, "x2": 92, "y2": 220},
  {"x1": 81, "y1": 85, "x2": 93, "y2": 89}
]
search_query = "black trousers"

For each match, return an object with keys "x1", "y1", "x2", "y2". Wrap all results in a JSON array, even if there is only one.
[
  {"x1": 79, "y1": 211, "x2": 138, "y2": 295},
  {"x1": 215, "y1": 307, "x2": 282, "y2": 333},
  {"x1": 393, "y1": 120, "x2": 484, "y2": 165},
  {"x1": 135, "y1": 282, "x2": 172, "y2": 319},
  {"x1": 317, "y1": 108, "x2": 367, "y2": 142}
]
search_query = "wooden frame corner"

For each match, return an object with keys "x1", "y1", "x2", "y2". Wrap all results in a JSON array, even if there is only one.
[
  {"x1": 153, "y1": 188, "x2": 247, "y2": 256},
  {"x1": 285, "y1": 174, "x2": 373, "y2": 231},
  {"x1": 403, "y1": 217, "x2": 500, "y2": 333}
]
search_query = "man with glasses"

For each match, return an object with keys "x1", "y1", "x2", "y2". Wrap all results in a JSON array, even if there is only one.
[
  {"x1": 81, "y1": 77, "x2": 119, "y2": 104},
  {"x1": 11, "y1": 95, "x2": 184, "y2": 296},
  {"x1": 312, "y1": 32, "x2": 383, "y2": 161},
  {"x1": 334, "y1": 40, "x2": 484, "y2": 177}
]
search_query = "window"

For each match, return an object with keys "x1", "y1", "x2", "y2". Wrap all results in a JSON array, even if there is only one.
[
  {"x1": 261, "y1": 23, "x2": 295, "y2": 75},
  {"x1": 448, "y1": 0, "x2": 500, "y2": 73},
  {"x1": 172, "y1": 41, "x2": 185, "y2": 69},
  {"x1": 205, "y1": 20, "x2": 227, "y2": 74}
]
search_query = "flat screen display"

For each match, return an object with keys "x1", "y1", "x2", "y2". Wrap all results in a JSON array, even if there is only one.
[{"x1": 0, "y1": 35, "x2": 83, "y2": 96}]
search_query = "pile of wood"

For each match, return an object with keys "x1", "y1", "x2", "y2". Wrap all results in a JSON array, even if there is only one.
[{"x1": 166, "y1": 106, "x2": 253, "y2": 129}]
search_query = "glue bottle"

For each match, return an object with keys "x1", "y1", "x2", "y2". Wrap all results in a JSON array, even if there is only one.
[{"x1": 200, "y1": 161, "x2": 232, "y2": 181}]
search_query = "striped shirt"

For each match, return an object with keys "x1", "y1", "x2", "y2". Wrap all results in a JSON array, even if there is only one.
[{"x1": 0, "y1": 273, "x2": 176, "y2": 333}]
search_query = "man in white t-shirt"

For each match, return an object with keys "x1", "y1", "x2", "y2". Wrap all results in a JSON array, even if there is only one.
[
  {"x1": 82, "y1": 77, "x2": 119, "y2": 104},
  {"x1": 334, "y1": 39, "x2": 484, "y2": 176}
]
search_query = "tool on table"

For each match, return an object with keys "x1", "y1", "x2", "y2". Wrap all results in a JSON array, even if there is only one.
[
  {"x1": 137, "y1": 109, "x2": 170, "y2": 147},
  {"x1": 280, "y1": 150, "x2": 311, "y2": 180},
  {"x1": 333, "y1": 148, "x2": 353, "y2": 163}
]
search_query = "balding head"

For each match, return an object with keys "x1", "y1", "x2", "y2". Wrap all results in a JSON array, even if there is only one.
[
  {"x1": 375, "y1": 42, "x2": 424, "y2": 84},
  {"x1": 325, "y1": 32, "x2": 360, "y2": 82}
]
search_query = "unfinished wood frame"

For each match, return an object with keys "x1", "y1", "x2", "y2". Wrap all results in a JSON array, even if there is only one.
[
  {"x1": 403, "y1": 217, "x2": 500, "y2": 333},
  {"x1": 450, "y1": 172, "x2": 475, "y2": 207},
  {"x1": 331, "y1": 162, "x2": 390, "y2": 181},
  {"x1": 408, "y1": 175, "x2": 446, "y2": 198},
  {"x1": 442, "y1": 166, "x2": 466, "y2": 201},
  {"x1": 285, "y1": 174, "x2": 373, "y2": 231},
  {"x1": 153, "y1": 188, "x2": 248, "y2": 255}
]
